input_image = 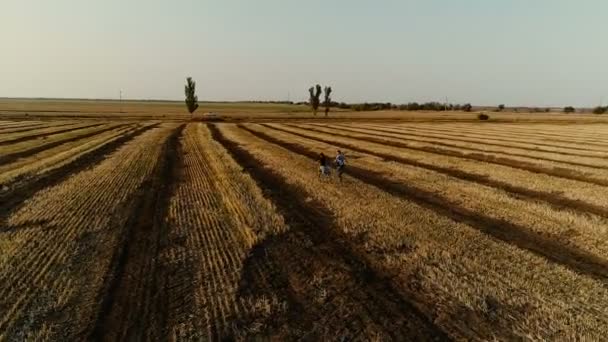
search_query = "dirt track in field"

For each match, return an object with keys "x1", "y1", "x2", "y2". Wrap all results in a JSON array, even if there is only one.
[{"x1": 239, "y1": 124, "x2": 608, "y2": 283}]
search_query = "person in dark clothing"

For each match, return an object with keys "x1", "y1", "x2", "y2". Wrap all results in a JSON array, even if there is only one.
[{"x1": 318, "y1": 153, "x2": 330, "y2": 177}]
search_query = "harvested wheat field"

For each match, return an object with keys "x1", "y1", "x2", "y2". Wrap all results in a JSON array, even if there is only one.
[{"x1": 1, "y1": 119, "x2": 608, "y2": 340}]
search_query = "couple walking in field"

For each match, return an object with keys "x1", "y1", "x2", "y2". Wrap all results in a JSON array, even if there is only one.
[{"x1": 318, "y1": 150, "x2": 346, "y2": 181}]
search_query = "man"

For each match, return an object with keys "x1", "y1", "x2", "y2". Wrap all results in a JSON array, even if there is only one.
[{"x1": 335, "y1": 150, "x2": 346, "y2": 181}]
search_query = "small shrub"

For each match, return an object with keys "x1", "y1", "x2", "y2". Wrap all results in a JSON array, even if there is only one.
[
  {"x1": 478, "y1": 113, "x2": 490, "y2": 121},
  {"x1": 563, "y1": 106, "x2": 575, "y2": 113}
]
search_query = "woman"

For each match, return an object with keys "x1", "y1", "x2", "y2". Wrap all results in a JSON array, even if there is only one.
[{"x1": 318, "y1": 153, "x2": 330, "y2": 177}]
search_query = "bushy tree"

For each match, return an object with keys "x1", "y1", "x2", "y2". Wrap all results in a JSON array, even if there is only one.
[
  {"x1": 184, "y1": 77, "x2": 199, "y2": 118},
  {"x1": 308, "y1": 84, "x2": 322, "y2": 116},
  {"x1": 593, "y1": 106, "x2": 607, "y2": 114},
  {"x1": 462, "y1": 103, "x2": 473, "y2": 112},
  {"x1": 564, "y1": 106, "x2": 575, "y2": 113},
  {"x1": 323, "y1": 86, "x2": 332, "y2": 117},
  {"x1": 498, "y1": 104, "x2": 505, "y2": 111}
]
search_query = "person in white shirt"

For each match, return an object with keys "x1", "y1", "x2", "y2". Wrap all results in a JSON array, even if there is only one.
[{"x1": 335, "y1": 150, "x2": 346, "y2": 182}]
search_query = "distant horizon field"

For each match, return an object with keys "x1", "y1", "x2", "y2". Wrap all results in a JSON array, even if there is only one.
[{"x1": 1, "y1": 98, "x2": 607, "y2": 123}]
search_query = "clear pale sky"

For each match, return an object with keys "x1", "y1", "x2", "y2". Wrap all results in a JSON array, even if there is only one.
[{"x1": 2, "y1": 0, "x2": 607, "y2": 106}]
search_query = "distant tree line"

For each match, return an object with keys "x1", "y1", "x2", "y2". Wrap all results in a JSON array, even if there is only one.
[
  {"x1": 348, "y1": 102, "x2": 473, "y2": 112},
  {"x1": 593, "y1": 106, "x2": 607, "y2": 114}
]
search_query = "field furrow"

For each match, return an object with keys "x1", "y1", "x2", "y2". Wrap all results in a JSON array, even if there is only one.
[
  {"x1": 3, "y1": 118, "x2": 608, "y2": 340},
  {"x1": 433, "y1": 123, "x2": 608, "y2": 146},
  {"x1": 297, "y1": 124, "x2": 608, "y2": 172},
  {"x1": 278, "y1": 123, "x2": 608, "y2": 187},
  {"x1": 367, "y1": 123, "x2": 608, "y2": 153},
  {"x1": 209, "y1": 123, "x2": 449, "y2": 340},
  {"x1": 215, "y1": 123, "x2": 608, "y2": 340},
  {"x1": 90, "y1": 124, "x2": 183, "y2": 341},
  {"x1": 0, "y1": 122, "x2": 70, "y2": 134},
  {"x1": 0, "y1": 122, "x2": 104, "y2": 145},
  {"x1": 0, "y1": 123, "x2": 131, "y2": 165},
  {"x1": 0, "y1": 123, "x2": 159, "y2": 219},
  {"x1": 342, "y1": 123, "x2": 608, "y2": 158},
  {"x1": 0, "y1": 124, "x2": 176, "y2": 340},
  {"x1": 263, "y1": 124, "x2": 608, "y2": 208},
  {"x1": 0, "y1": 124, "x2": 137, "y2": 187},
  {"x1": 245, "y1": 124, "x2": 608, "y2": 275}
]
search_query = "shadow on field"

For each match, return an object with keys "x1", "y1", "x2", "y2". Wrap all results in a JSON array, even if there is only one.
[
  {"x1": 209, "y1": 124, "x2": 449, "y2": 341},
  {"x1": 241, "y1": 124, "x2": 608, "y2": 284}
]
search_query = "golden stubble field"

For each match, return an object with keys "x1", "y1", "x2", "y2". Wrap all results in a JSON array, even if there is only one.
[{"x1": 1, "y1": 117, "x2": 608, "y2": 340}]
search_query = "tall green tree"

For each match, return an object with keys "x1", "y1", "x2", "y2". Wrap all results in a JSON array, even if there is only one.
[
  {"x1": 185, "y1": 77, "x2": 199, "y2": 119},
  {"x1": 323, "y1": 86, "x2": 332, "y2": 117},
  {"x1": 308, "y1": 84, "x2": 322, "y2": 116}
]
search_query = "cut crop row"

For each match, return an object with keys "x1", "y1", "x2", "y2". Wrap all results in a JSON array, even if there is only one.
[
  {"x1": 0, "y1": 125, "x2": 176, "y2": 340},
  {"x1": 284, "y1": 123, "x2": 608, "y2": 187},
  {"x1": 217, "y1": 123, "x2": 608, "y2": 340}
]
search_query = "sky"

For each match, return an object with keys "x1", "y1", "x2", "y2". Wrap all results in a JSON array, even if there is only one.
[{"x1": 1, "y1": 0, "x2": 607, "y2": 107}]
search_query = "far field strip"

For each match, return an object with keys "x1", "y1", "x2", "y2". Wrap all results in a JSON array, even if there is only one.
[
  {"x1": 0, "y1": 122, "x2": 104, "y2": 145},
  {"x1": 297, "y1": 124, "x2": 608, "y2": 172},
  {"x1": 0, "y1": 122, "x2": 69, "y2": 134},
  {"x1": 476, "y1": 123, "x2": 608, "y2": 138},
  {"x1": 366, "y1": 123, "x2": 608, "y2": 152},
  {"x1": 218, "y1": 123, "x2": 608, "y2": 339},
  {"x1": 0, "y1": 124, "x2": 176, "y2": 340},
  {"x1": 252, "y1": 124, "x2": 608, "y2": 262},
  {"x1": 337, "y1": 123, "x2": 608, "y2": 158},
  {"x1": 430, "y1": 123, "x2": 608, "y2": 146},
  {"x1": 0, "y1": 121, "x2": 45, "y2": 130},
  {"x1": 0, "y1": 123, "x2": 130, "y2": 165},
  {"x1": 281, "y1": 124, "x2": 608, "y2": 187}
]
